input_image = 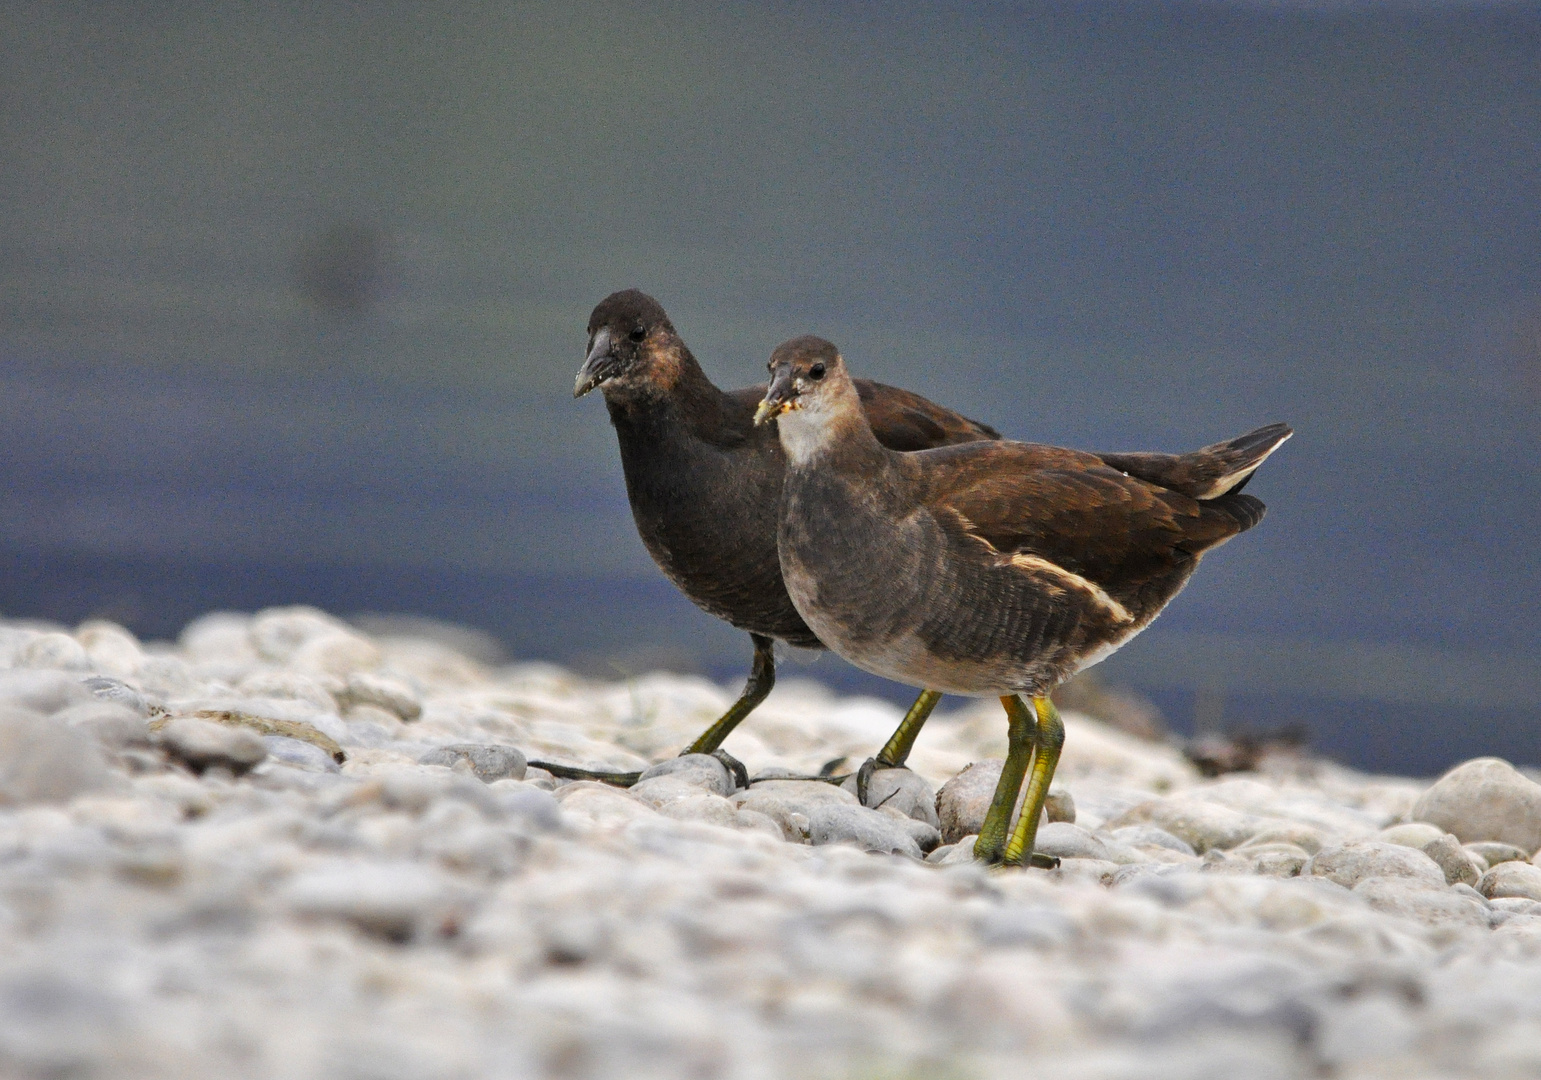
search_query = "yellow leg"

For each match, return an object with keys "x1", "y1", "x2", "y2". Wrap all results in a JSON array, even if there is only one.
[
  {"x1": 972, "y1": 695, "x2": 1036, "y2": 863},
  {"x1": 1002, "y1": 696, "x2": 1065, "y2": 867},
  {"x1": 684, "y1": 634, "x2": 776, "y2": 754},
  {"x1": 874, "y1": 688, "x2": 944, "y2": 768}
]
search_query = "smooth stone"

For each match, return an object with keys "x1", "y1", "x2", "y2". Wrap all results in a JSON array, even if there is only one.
[
  {"x1": 733, "y1": 780, "x2": 857, "y2": 842},
  {"x1": 734, "y1": 809, "x2": 784, "y2": 838},
  {"x1": 1244, "y1": 843, "x2": 1311, "y2": 877},
  {"x1": 1109, "y1": 824, "x2": 1197, "y2": 856},
  {"x1": 840, "y1": 767, "x2": 939, "y2": 827},
  {"x1": 155, "y1": 718, "x2": 269, "y2": 775},
  {"x1": 1353, "y1": 876, "x2": 1491, "y2": 930},
  {"x1": 1420, "y1": 833, "x2": 1481, "y2": 887},
  {"x1": 1049, "y1": 858, "x2": 1121, "y2": 886},
  {"x1": 1235, "y1": 823, "x2": 1327, "y2": 855},
  {"x1": 1479, "y1": 861, "x2": 1541, "y2": 902},
  {"x1": 1377, "y1": 822, "x2": 1447, "y2": 849},
  {"x1": 285, "y1": 861, "x2": 463, "y2": 941},
  {"x1": 629, "y1": 775, "x2": 707, "y2": 809},
  {"x1": 54, "y1": 701, "x2": 152, "y2": 751},
  {"x1": 15, "y1": 632, "x2": 92, "y2": 672},
  {"x1": 1106, "y1": 797, "x2": 1263, "y2": 853},
  {"x1": 80, "y1": 675, "x2": 151, "y2": 716},
  {"x1": 637, "y1": 754, "x2": 734, "y2": 796},
  {"x1": 1044, "y1": 788, "x2": 1076, "y2": 824},
  {"x1": 486, "y1": 782, "x2": 562, "y2": 830},
  {"x1": 1411, "y1": 757, "x2": 1541, "y2": 853},
  {"x1": 805, "y1": 803, "x2": 923, "y2": 858},
  {"x1": 340, "y1": 672, "x2": 422, "y2": 721},
  {"x1": 878, "y1": 806, "x2": 942, "y2": 853},
  {"x1": 1467, "y1": 841, "x2": 1530, "y2": 867},
  {"x1": 75, "y1": 621, "x2": 144, "y2": 676},
  {"x1": 554, "y1": 782, "x2": 659, "y2": 829},
  {"x1": 417, "y1": 744, "x2": 527, "y2": 782},
  {"x1": 0, "y1": 706, "x2": 111, "y2": 804},
  {"x1": 0, "y1": 670, "x2": 91, "y2": 715},
  {"x1": 935, "y1": 759, "x2": 1004, "y2": 844},
  {"x1": 932, "y1": 835, "x2": 982, "y2": 864},
  {"x1": 657, "y1": 793, "x2": 739, "y2": 828},
  {"x1": 1033, "y1": 822, "x2": 1111, "y2": 862},
  {"x1": 263, "y1": 735, "x2": 342, "y2": 773},
  {"x1": 1305, "y1": 840, "x2": 1447, "y2": 890}
]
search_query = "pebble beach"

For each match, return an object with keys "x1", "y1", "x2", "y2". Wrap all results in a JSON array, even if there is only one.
[{"x1": 3, "y1": 605, "x2": 1541, "y2": 1079}]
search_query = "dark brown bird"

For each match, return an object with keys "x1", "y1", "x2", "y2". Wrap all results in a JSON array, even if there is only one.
[
  {"x1": 538, "y1": 290, "x2": 1000, "y2": 788},
  {"x1": 757, "y1": 335, "x2": 1290, "y2": 866}
]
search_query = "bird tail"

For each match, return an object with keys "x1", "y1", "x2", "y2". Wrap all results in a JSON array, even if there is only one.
[{"x1": 1098, "y1": 422, "x2": 1292, "y2": 501}]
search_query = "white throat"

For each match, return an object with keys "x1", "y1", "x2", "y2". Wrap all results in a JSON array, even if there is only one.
[{"x1": 775, "y1": 398, "x2": 839, "y2": 465}]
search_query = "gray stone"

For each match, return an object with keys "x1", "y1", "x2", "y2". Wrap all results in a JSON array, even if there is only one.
[
  {"x1": 879, "y1": 806, "x2": 942, "y2": 853},
  {"x1": 1106, "y1": 797, "x2": 1263, "y2": 853},
  {"x1": 1305, "y1": 840, "x2": 1447, "y2": 890},
  {"x1": 340, "y1": 672, "x2": 423, "y2": 721},
  {"x1": 805, "y1": 803, "x2": 923, "y2": 858},
  {"x1": 1467, "y1": 841, "x2": 1529, "y2": 867},
  {"x1": 80, "y1": 675, "x2": 151, "y2": 716},
  {"x1": 1353, "y1": 876, "x2": 1490, "y2": 930},
  {"x1": 1244, "y1": 843, "x2": 1311, "y2": 878},
  {"x1": 657, "y1": 792, "x2": 739, "y2": 828},
  {"x1": 733, "y1": 779, "x2": 857, "y2": 841},
  {"x1": 1033, "y1": 822, "x2": 1112, "y2": 862},
  {"x1": 1045, "y1": 788, "x2": 1076, "y2": 824},
  {"x1": 1235, "y1": 824, "x2": 1328, "y2": 855},
  {"x1": 54, "y1": 701, "x2": 151, "y2": 751},
  {"x1": 487, "y1": 782, "x2": 562, "y2": 830},
  {"x1": 936, "y1": 759, "x2": 1005, "y2": 844},
  {"x1": 0, "y1": 706, "x2": 110, "y2": 804},
  {"x1": 1411, "y1": 757, "x2": 1541, "y2": 853},
  {"x1": 417, "y1": 743, "x2": 527, "y2": 782},
  {"x1": 285, "y1": 860, "x2": 465, "y2": 941},
  {"x1": 0, "y1": 670, "x2": 90, "y2": 715},
  {"x1": 840, "y1": 767, "x2": 939, "y2": 827},
  {"x1": 1479, "y1": 861, "x2": 1541, "y2": 902},
  {"x1": 637, "y1": 753, "x2": 734, "y2": 795},
  {"x1": 1377, "y1": 822, "x2": 1447, "y2": 849},
  {"x1": 1420, "y1": 833, "x2": 1481, "y2": 887},
  {"x1": 734, "y1": 809, "x2": 784, "y2": 838},
  {"x1": 263, "y1": 735, "x2": 342, "y2": 773},
  {"x1": 15, "y1": 632, "x2": 92, "y2": 672},
  {"x1": 155, "y1": 717, "x2": 268, "y2": 775},
  {"x1": 1109, "y1": 824, "x2": 1197, "y2": 856}
]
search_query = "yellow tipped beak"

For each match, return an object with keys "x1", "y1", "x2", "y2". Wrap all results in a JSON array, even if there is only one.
[{"x1": 753, "y1": 397, "x2": 781, "y2": 427}]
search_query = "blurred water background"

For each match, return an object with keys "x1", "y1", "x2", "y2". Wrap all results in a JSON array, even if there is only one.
[{"x1": 3, "y1": 1, "x2": 1538, "y2": 775}]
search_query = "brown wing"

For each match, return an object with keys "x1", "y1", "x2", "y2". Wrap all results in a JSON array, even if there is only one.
[
  {"x1": 724, "y1": 380, "x2": 998, "y2": 452},
  {"x1": 853, "y1": 379, "x2": 1000, "y2": 451},
  {"x1": 906, "y1": 441, "x2": 1262, "y2": 609}
]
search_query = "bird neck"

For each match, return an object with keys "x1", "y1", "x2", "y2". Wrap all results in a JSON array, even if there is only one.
[
  {"x1": 602, "y1": 341, "x2": 744, "y2": 445},
  {"x1": 777, "y1": 382, "x2": 885, "y2": 470}
]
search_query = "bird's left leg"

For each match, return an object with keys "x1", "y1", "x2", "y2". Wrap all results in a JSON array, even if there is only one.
[
  {"x1": 1002, "y1": 695, "x2": 1066, "y2": 868},
  {"x1": 854, "y1": 688, "x2": 944, "y2": 805},
  {"x1": 679, "y1": 633, "x2": 775, "y2": 790}
]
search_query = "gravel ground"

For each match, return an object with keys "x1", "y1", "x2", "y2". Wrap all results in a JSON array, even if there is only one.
[{"x1": 3, "y1": 606, "x2": 1541, "y2": 1080}]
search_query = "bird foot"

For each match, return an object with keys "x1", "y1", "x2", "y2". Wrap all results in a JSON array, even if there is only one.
[
  {"x1": 853, "y1": 757, "x2": 914, "y2": 808},
  {"x1": 525, "y1": 760, "x2": 643, "y2": 787},
  {"x1": 708, "y1": 749, "x2": 750, "y2": 792}
]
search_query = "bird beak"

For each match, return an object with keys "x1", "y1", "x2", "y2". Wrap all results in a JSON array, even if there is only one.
[
  {"x1": 754, "y1": 368, "x2": 797, "y2": 426},
  {"x1": 574, "y1": 328, "x2": 618, "y2": 398}
]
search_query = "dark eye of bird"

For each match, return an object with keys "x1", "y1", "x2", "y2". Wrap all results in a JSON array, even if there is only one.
[
  {"x1": 808, "y1": 362, "x2": 826, "y2": 381},
  {"x1": 628, "y1": 327, "x2": 646, "y2": 343}
]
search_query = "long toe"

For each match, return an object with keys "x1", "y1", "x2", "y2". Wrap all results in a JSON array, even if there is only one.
[
  {"x1": 708, "y1": 748, "x2": 750, "y2": 792},
  {"x1": 526, "y1": 759, "x2": 643, "y2": 787}
]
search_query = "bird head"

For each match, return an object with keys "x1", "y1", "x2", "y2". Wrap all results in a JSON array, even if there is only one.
[
  {"x1": 575, "y1": 289, "x2": 679, "y2": 397},
  {"x1": 754, "y1": 335, "x2": 848, "y2": 426}
]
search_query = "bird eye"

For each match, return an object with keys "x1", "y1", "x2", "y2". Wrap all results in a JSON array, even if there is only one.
[
  {"x1": 628, "y1": 327, "x2": 646, "y2": 343},
  {"x1": 808, "y1": 362, "x2": 826, "y2": 381}
]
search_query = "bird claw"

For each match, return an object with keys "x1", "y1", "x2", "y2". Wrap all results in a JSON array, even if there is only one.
[{"x1": 709, "y1": 749, "x2": 750, "y2": 792}]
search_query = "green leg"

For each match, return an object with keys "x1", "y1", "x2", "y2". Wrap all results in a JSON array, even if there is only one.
[
  {"x1": 874, "y1": 689, "x2": 944, "y2": 768},
  {"x1": 1002, "y1": 696, "x2": 1066, "y2": 868},
  {"x1": 684, "y1": 634, "x2": 776, "y2": 754},
  {"x1": 973, "y1": 695, "x2": 1037, "y2": 864},
  {"x1": 527, "y1": 634, "x2": 774, "y2": 790}
]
